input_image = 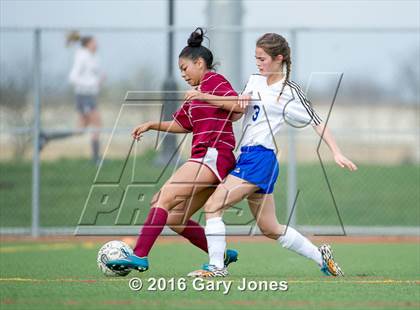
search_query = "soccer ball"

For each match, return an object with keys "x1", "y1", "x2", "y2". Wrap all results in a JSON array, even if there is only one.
[{"x1": 97, "y1": 240, "x2": 133, "y2": 277}]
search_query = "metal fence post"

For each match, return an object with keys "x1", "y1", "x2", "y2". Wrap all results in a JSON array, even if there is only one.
[
  {"x1": 31, "y1": 28, "x2": 41, "y2": 237},
  {"x1": 287, "y1": 29, "x2": 298, "y2": 227},
  {"x1": 156, "y1": 0, "x2": 178, "y2": 166}
]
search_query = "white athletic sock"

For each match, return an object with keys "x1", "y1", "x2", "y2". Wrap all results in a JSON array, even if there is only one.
[
  {"x1": 277, "y1": 226, "x2": 323, "y2": 266},
  {"x1": 205, "y1": 217, "x2": 226, "y2": 269}
]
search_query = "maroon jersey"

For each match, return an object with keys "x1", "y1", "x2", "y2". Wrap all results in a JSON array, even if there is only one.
[{"x1": 173, "y1": 71, "x2": 238, "y2": 159}]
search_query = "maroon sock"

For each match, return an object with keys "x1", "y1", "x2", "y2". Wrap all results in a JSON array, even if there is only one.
[
  {"x1": 134, "y1": 207, "x2": 168, "y2": 257},
  {"x1": 179, "y1": 219, "x2": 208, "y2": 253}
]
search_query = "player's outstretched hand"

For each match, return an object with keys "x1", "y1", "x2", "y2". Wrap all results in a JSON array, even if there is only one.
[
  {"x1": 238, "y1": 94, "x2": 252, "y2": 109},
  {"x1": 131, "y1": 122, "x2": 151, "y2": 141},
  {"x1": 334, "y1": 153, "x2": 358, "y2": 171}
]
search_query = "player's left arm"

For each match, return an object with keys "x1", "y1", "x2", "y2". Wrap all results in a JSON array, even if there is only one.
[{"x1": 313, "y1": 123, "x2": 358, "y2": 171}]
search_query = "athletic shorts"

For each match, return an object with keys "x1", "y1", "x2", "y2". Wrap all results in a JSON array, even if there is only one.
[
  {"x1": 188, "y1": 147, "x2": 236, "y2": 182},
  {"x1": 76, "y1": 94, "x2": 97, "y2": 115},
  {"x1": 229, "y1": 145, "x2": 279, "y2": 194}
]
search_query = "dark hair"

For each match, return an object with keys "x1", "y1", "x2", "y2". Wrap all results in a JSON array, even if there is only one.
[
  {"x1": 66, "y1": 31, "x2": 94, "y2": 47},
  {"x1": 179, "y1": 27, "x2": 214, "y2": 70},
  {"x1": 256, "y1": 33, "x2": 291, "y2": 95}
]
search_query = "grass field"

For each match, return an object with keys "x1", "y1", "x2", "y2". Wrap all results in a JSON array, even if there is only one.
[
  {"x1": 0, "y1": 153, "x2": 419, "y2": 228},
  {"x1": 1, "y1": 153, "x2": 419, "y2": 309},
  {"x1": 0, "y1": 237, "x2": 419, "y2": 310}
]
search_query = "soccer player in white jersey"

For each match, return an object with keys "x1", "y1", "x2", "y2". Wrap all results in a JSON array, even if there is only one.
[{"x1": 186, "y1": 33, "x2": 357, "y2": 277}]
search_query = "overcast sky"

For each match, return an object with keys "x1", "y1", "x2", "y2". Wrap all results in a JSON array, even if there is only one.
[{"x1": 1, "y1": 0, "x2": 419, "y2": 28}]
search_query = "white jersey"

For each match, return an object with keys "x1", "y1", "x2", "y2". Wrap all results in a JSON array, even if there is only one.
[
  {"x1": 69, "y1": 48, "x2": 101, "y2": 95},
  {"x1": 239, "y1": 74, "x2": 322, "y2": 150}
]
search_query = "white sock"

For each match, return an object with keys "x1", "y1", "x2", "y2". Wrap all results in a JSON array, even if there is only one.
[
  {"x1": 205, "y1": 217, "x2": 226, "y2": 269},
  {"x1": 277, "y1": 226, "x2": 323, "y2": 266}
]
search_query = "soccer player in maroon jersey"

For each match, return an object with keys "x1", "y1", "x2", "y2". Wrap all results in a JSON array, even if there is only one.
[{"x1": 106, "y1": 28, "x2": 243, "y2": 272}]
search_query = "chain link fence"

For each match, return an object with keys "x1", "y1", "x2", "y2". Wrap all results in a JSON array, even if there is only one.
[{"x1": 0, "y1": 27, "x2": 419, "y2": 236}]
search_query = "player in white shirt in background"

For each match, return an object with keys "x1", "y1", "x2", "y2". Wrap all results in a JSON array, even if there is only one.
[
  {"x1": 67, "y1": 31, "x2": 104, "y2": 165},
  {"x1": 187, "y1": 33, "x2": 357, "y2": 277}
]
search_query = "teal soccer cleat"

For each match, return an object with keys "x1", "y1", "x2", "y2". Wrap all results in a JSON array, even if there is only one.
[
  {"x1": 224, "y1": 249, "x2": 238, "y2": 267},
  {"x1": 106, "y1": 254, "x2": 149, "y2": 272}
]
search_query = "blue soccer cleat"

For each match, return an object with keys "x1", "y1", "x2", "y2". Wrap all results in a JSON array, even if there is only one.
[
  {"x1": 106, "y1": 254, "x2": 149, "y2": 272},
  {"x1": 319, "y1": 244, "x2": 344, "y2": 276},
  {"x1": 224, "y1": 249, "x2": 238, "y2": 267}
]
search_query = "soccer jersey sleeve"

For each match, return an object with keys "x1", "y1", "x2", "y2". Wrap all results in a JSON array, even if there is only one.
[
  {"x1": 285, "y1": 82, "x2": 322, "y2": 126},
  {"x1": 172, "y1": 102, "x2": 193, "y2": 131}
]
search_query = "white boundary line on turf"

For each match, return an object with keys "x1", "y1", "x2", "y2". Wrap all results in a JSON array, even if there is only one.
[
  {"x1": 0, "y1": 277, "x2": 418, "y2": 284},
  {"x1": 0, "y1": 226, "x2": 419, "y2": 236}
]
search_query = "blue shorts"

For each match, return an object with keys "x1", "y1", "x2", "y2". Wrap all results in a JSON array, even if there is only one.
[{"x1": 229, "y1": 145, "x2": 279, "y2": 194}]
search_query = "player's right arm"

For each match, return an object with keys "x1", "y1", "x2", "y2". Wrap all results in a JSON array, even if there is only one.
[
  {"x1": 131, "y1": 121, "x2": 188, "y2": 141},
  {"x1": 184, "y1": 91, "x2": 247, "y2": 114}
]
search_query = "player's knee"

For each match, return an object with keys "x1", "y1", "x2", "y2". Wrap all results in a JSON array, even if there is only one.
[
  {"x1": 150, "y1": 192, "x2": 160, "y2": 208},
  {"x1": 203, "y1": 200, "x2": 222, "y2": 216},
  {"x1": 167, "y1": 224, "x2": 184, "y2": 234},
  {"x1": 155, "y1": 199, "x2": 172, "y2": 210},
  {"x1": 259, "y1": 225, "x2": 280, "y2": 240},
  {"x1": 204, "y1": 192, "x2": 226, "y2": 215},
  {"x1": 261, "y1": 230, "x2": 278, "y2": 240},
  {"x1": 278, "y1": 224, "x2": 287, "y2": 235},
  {"x1": 150, "y1": 191, "x2": 173, "y2": 210}
]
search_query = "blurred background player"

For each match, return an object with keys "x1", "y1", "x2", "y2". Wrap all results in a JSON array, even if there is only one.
[
  {"x1": 66, "y1": 31, "x2": 104, "y2": 165},
  {"x1": 186, "y1": 33, "x2": 357, "y2": 277},
  {"x1": 106, "y1": 28, "x2": 243, "y2": 273}
]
